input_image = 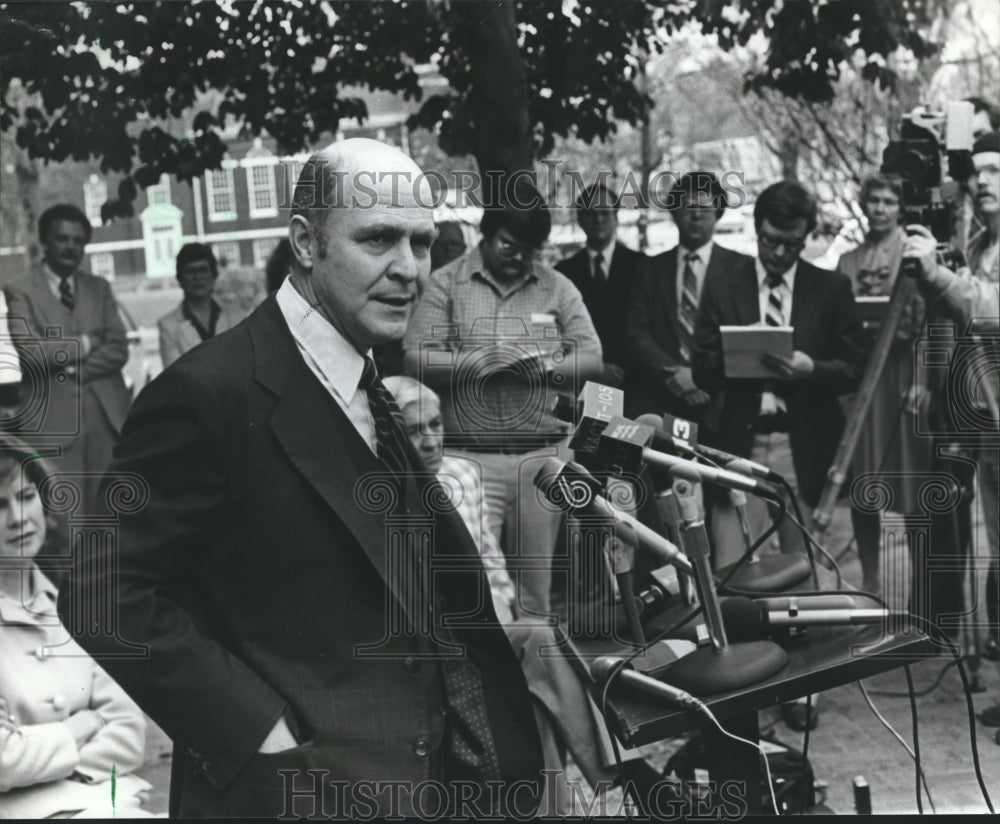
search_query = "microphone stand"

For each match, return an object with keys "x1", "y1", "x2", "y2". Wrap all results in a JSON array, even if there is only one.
[
  {"x1": 656, "y1": 480, "x2": 787, "y2": 695},
  {"x1": 715, "y1": 488, "x2": 811, "y2": 593}
]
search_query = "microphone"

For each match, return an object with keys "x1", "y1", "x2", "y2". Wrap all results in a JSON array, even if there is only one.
[
  {"x1": 590, "y1": 656, "x2": 703, "y2": 710},
  {"x1": 551, "y1": 382, "x2": 625, "y2": 457},
  {"x1": 719, "y1": 596, "x2": 910, "y2": 642},
  {"x1": 533, "y1": 457, "x2": 693, "y2": 576},
  {"x1": 598, "y1": 417, "x2": 784, "y2": 503},
  {"x1": 635, "y1": 414, "x2": 782, "y2": 483}
]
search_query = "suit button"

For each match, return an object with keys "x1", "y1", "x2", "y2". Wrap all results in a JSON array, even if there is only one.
[
  {"x1": 413, "y1": 738, "x2": 429, "y2": 757},
  {"x1": 403, "y1": 657, "x2": 421, "y2": 673},
  {"x1": 438, "y1": 705, "x2": 449, "y2": 717}
]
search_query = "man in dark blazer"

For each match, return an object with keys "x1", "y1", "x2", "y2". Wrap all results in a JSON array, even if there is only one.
[
  {"x1": 59, "y1": 140, "x2": 543, "y2": 818},
  {"x1": 5, "y1": 204, "x2": 133, "y2": 514},
  {"x1": 691, "y1": 181, "x2": 868, "y2": 733},
  {"x1": 556, "y1": 183, "x2": 642, "y2": 387},
  {"x1": 691, "y1": 180, "x2": 868, "y2": 562},
  {"x1": 625, "y1": 172, "x2": 751, "y2": 421}
]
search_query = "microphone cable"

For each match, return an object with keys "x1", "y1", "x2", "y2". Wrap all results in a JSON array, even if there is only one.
[{"x1": 857, "y1": 669, "x2": 936, "y2": 814}]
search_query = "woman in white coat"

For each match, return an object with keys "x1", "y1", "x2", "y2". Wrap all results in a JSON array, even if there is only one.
[{"x1": 0, "y1": 436, "x2": 152, "y2": 818}]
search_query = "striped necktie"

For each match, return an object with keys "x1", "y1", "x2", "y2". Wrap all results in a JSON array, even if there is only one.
[
  {"x1": 58, "y1": 274, "x2": 74, "y2": 311},
  {"x1": 765, "y1": 273, "x2": 785, "y2": 327},
  {"x1": 359, "y1": 357, "x2": 410, "y2": 479},
  {"x1": 678, "y1": 252, "x2": 699, "y2": 362}
]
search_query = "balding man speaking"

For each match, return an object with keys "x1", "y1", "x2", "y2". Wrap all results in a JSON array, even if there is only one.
[{"x1": 60, "y1": 140, "x2": 543, "y2": 818}]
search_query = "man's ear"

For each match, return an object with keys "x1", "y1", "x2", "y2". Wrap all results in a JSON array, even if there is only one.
[{"x1": 288, "y1": 215, "x2": 316, "y2": 270}]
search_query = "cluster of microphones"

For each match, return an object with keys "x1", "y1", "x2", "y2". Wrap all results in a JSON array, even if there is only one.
[{"x1": 536, "y1": 382, "x2": 911, "y2": 708}]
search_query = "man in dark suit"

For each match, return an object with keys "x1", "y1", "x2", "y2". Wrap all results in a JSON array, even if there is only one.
[
  {"x1": 5, "y1": 204, "x2": 133, "y2": 514},
  {"x1": 556, "y1": 183, "x2": 642, "y2": 387},
  {"x1": 691, "y1": 180, "x2": 868, "y2": 733},
  {"x1": 59, "y1": 139, "x2": 543, "y2": 818},
  {"x1": 691, "y1": 180, "x2": 868, "y2": 562},
  {"x1": 625, "y1": 172, "x2": 752, "y2": 421}
]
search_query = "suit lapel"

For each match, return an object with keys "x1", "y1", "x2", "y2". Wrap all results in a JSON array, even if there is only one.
[
  {"x1": 729, "y1": 256, "x2": 761, "y2": 325},
  {"x1": 27, "y1": 270, "x2": 68, "y2": 331},
  {"x1": 790, "y1": 261, "x2": 821, "y2": 348},
  {"x1": 251, "y1": 301, "x2": 409, "y2": 601},
  {"x1": 657, "y1": 248, "x2": 683, "y2": 340}
]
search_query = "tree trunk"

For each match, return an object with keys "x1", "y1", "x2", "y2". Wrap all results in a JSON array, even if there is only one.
[{"x1": 452, "y1": 0, "x2": 534, "y2": 204}]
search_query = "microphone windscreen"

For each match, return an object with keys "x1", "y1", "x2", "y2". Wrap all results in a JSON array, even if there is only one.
[
  {"x1": 720, "y1": 596, "x2": 767, "y2": 642},
  {"x1": 552, "y1": 394, "x2": 577, "y2": 423}
]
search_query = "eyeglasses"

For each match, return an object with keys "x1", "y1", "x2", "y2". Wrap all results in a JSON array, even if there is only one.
[
  {"x1": 493, "y1": 231, "x2": 542, "y2": 261},
  {"x1": 757, "y1": 231, "x2": 808, "y2": 254}
]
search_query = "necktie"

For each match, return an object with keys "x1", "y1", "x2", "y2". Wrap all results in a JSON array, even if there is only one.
[
  {"x1": 678, "y1": 252, "x2": 699, "y2": 362},
  {"x1": 58, "y1": 274, "x2": 74, "y2": 311},
  {"x1": 359, "y1": 357, "x2": 410, "y2": 479},
  {"x1": 765, "y1": 273, "x2": 785, "y2": 327},
  {"x1": 592, "y1": 252, "x2": 605, "y2": 290}
]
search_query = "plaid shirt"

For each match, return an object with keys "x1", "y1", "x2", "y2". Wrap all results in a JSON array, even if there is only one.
[
  {"x1": 437, "y1": 455, "x2": 517, "y2": 616},
  {"x1": 403, "y1": 244, "x2": 602, "y2": 449}
]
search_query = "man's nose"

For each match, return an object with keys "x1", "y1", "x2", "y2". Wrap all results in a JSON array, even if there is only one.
[{"x1": 391, "y1": 241, "x2": 420, "y2": 281}]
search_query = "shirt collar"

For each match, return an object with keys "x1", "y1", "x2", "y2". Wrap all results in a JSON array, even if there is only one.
[
  {"x1": 275, "y1": 277, "x2": 369, "y2": 405},
  {"x1": 0, "y1": 566, "x2": 57, "y2": 625},
  {"x1": 756, "y1": 257, "x2": 797, "y2": 291},
  {"x1": 43, "y1": 261, "x2": 74, "y2": 291},
  {"x1": 588, "y1": 239, "x2": 616, "y2": 265},
  {"x1": 680, "y1": 239, "x2": 713, "y2": 265}
]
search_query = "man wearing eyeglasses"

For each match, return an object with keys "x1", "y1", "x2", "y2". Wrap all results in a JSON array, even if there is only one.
[
  {"x1": 403, "y1": 183, "x2": 604, "y2": 618},
  {"x1": 691, "y1": 181, "x2": 869, "y2": 563}
]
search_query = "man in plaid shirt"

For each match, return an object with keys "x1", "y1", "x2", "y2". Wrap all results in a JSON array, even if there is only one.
[{"x1": 403, "y1": 187, "x2": 604, "y2": 618}]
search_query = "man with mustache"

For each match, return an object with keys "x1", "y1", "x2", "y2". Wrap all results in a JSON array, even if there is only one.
[
  {"x1": 403, "y1": 184, "x2": 604, "y2": 619},
  {"x1": 4, "y1": 204, "x2": 133, "y2": 514}
]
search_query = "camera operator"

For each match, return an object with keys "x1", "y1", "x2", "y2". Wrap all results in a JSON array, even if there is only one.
[{"x1": 903, "y1": 130, "x2": 999, "y2": 727}]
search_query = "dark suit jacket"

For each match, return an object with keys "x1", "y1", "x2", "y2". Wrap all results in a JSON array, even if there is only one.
[
  {"x1": 5, "y1": 266, "x2": 132, "y2": 437},
  {"x1": 690, "y1": 257, "x2": 869, "y2": 506},
  {"x1": 58, "y1": 297, "x2": 542, "y2": 818},
  {"x1": 555, "y1": 242, "x2": 642, "y2": 369},
  {"x1": 625, "y1": 244, "x2": 752, "y2": 421}
]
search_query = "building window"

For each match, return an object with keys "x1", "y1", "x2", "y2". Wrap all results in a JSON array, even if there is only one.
[
  {"x1": 205, "y1": 163, "x2": 237, "y2": 221},
  {"x1": 247, "y1": 164, "x2": 278, "y2": 218},
  {"x1": 214, "y1": 241, "x2": 242, "y2": 270},
  {"x1": 90, "y1": 252, "x2": 115, "y2": 280},
  {"x1": 244, "y1": 138, "x2": 279, "y2": 219},
  {"x1": 83, "y1": 175, "x2": 107, "y2": 227},
  {"x1": 252, "y1": 237, "x2": 278, "y2": 269},
  {"x1": 146, "y1": 174, "x2": 172, "y2": 206}
]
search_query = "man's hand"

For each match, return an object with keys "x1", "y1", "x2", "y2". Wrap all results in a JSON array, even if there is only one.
[
  {"x1": 665, "y1": 366, "x2": 710, "y2": 407},
  {"x1": 900, "y1": 225, "x2": 939, "y2": 282},
  {"x1": 64, "y1": 709, "x2": 102, "y2": 749},
  {"x1": 257, "y1": 715, "x2": 298, "y2": 754},
  {"x1": 79, "y1": 333, "x2": 92, "y2": 359},
  {"x1": 760, "y1": 350, "x2": 814, "y2": 379}
]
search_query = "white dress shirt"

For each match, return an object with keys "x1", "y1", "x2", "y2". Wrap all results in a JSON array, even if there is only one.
[
  {"x1": 675, "y1": 239, "x2": 714, "y2": 308},
  {"x1": 275, "y1": 277, "x2": 378, "y2": 455},
  {"x1": 755, "y1": 258, "x2": 797, "y2": 415}
]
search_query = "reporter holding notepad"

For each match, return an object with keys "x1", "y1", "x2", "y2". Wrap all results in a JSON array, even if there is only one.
[{"x1": 691, "y1": 181, "x2": 870, "y2": 570}]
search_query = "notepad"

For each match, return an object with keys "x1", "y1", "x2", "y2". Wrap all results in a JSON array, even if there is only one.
[{"x1": 721, "y1": 325, "x2": 794, "y2": 379}]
